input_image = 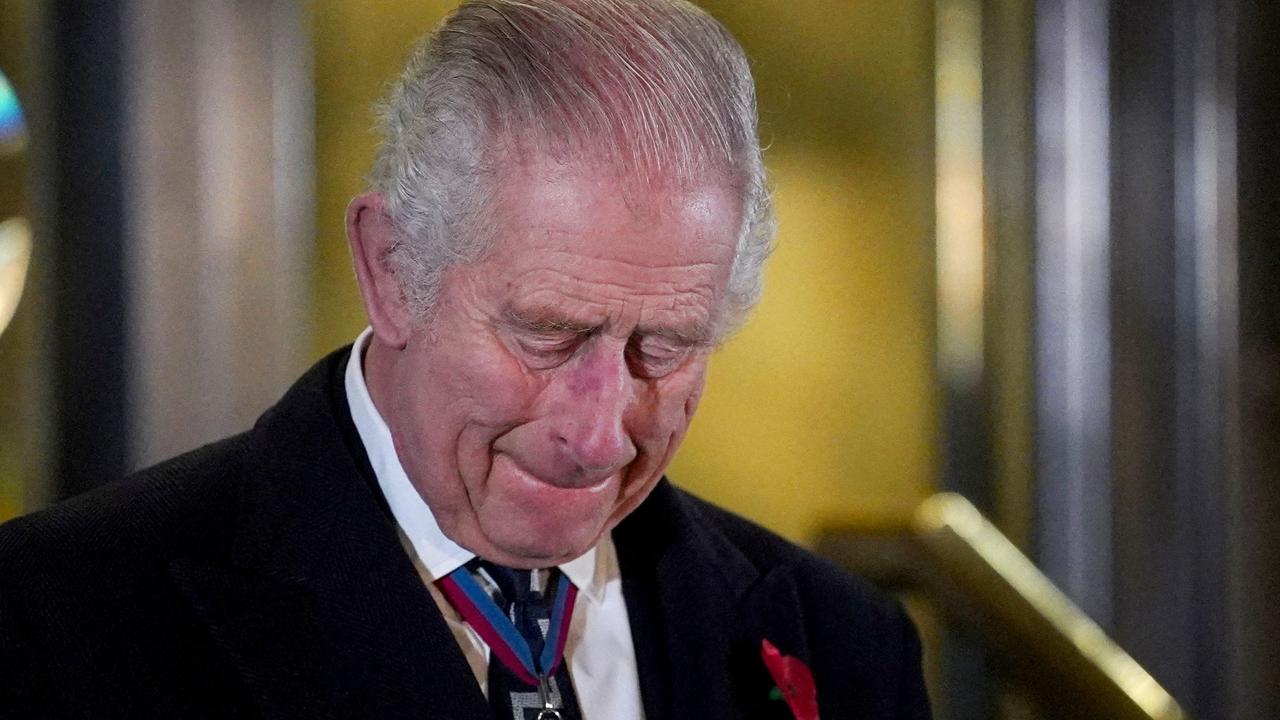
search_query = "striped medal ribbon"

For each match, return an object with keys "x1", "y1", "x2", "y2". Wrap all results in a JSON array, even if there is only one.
[{"x1": 437, "y1": 566, "x2": 578, "y2": 719}]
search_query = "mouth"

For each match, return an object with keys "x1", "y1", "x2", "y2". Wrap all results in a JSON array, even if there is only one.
[{"x1": 496, "y1": 452, "x2": 614, "y2": 492}]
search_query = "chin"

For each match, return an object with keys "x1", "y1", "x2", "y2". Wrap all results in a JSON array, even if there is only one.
[
  {"x1": 477, "y1": 515, "x2": 605, "y2": 567},
  {"x1": 465, "y1": 455, "x2": 625, "y2": 565}
]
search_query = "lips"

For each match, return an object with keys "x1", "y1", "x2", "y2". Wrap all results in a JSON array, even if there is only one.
[{"x1": 495, "y1": 452, "x2": 614, "y2": 491}]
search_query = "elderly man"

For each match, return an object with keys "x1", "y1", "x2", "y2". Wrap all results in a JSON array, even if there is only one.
[{"x1": 0, "y1": 1, "x2": 930, "y2": 718}]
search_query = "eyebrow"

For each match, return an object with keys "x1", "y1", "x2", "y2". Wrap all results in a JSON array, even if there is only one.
[
  {"x1": 500, "y1": 306, "x2": 595, "y2": 335},
  {"x1": 501, "y1": 305, "x2": 715, "y2": 348},
  {"x1": 637, "y1": 322, "x2": 715, "y2": 348}
]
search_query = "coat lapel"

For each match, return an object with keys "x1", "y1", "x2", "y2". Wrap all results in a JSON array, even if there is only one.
[
  {"x1": 167, "y1": 350, "x2": 490, "y2": 720},
  {"x1": 730, "y1": 566, "x2": 815, "y2": 720},
  {"x1": 617, "y1": 483, "x2": 813, "y2": 720}
]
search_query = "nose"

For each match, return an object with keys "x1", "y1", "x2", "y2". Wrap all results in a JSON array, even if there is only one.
[{"x1": 555, "y1": 340, "x2": 638, "y2": 476}]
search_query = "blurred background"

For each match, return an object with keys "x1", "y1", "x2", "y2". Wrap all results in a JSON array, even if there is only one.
[{"x1": 0, "y1": 1, "x2": 1276, "y2": 719}]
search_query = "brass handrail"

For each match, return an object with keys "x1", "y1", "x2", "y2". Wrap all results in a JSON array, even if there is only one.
[{"x1": 817, "y1": 493, "x2": 1185, "y2": 720}]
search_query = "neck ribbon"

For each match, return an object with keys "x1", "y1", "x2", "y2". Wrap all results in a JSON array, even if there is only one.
[{"x1": 437, "y1": 565, "x2": 578, "y2": 687}]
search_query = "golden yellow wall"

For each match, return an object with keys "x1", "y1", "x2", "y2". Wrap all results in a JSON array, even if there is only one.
[{"x1": 311, "y1": 1, "x2": 937, "y2": 544}]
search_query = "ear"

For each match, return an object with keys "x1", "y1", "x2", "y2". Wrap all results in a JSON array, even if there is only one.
[{"x1": 346, "y1": 192, "x2": 413, "y2": 349}]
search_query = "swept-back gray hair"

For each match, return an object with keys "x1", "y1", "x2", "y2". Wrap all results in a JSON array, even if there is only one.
[{"x1": 368, "y1": 0, "x2": 775, "y2": 333}]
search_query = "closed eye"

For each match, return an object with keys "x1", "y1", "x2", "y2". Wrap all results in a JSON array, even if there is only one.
[
  {"x1": 515, "y1": 331, "x2": 584, "y2": 368},
  {"x1": 626, "y1": 337, "x2": 692, "y2": 378}
]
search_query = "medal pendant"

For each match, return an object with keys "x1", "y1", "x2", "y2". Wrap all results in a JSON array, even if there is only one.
[{"x1": 536, "y1": 673, "x2": 563, "y2": 720}]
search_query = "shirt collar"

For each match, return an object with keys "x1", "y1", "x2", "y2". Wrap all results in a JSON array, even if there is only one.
[{"x1": 344, "y1": 327, "x2": 607, "y2": 604}]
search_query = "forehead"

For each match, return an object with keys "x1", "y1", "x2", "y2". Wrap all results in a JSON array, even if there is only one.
[
  {"x1": 494, "y1": 152, "x2": 739, "y2": 252},
  {"x1": 474, "y1": 154, "x2": 741, "y2": 335}
]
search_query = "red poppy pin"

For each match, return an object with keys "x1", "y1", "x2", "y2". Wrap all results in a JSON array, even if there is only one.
[{"x1": 761, "y1": 638, "x2": 819, "y2": 720}]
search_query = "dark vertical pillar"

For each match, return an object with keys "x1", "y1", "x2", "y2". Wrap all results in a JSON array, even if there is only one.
[
  {"x1": 1100, "y1": 0, "x2": 1242, "y2": 717},
  {"x1": 1108, "y1": 1, "x2": 1246, "y2": 718},
  {"x1": 1234, "y1": 1, "x2": 1280, "y2": 717},
  {"x1": 1107, "y1": 0, "x2": 1189, "y2": 702},
  {"x1": 44, "y1": 0, "x2": 128, "y2": 499}
]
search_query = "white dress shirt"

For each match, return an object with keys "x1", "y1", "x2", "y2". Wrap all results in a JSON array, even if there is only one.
[{"x1": 344, "y1": 327, "x2": 646, "y2": 719}]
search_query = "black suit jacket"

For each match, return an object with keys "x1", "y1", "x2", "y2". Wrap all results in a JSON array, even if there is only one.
[{"x1": 0, "y1": 349, "x2": 930, "y2": 719}]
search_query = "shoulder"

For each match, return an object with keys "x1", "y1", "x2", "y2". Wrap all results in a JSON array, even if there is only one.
[
  {"x1": 0, "y1": 433, "x2": 252, "y2": 584},
  {"x1": 0, "y1": 434, "x2": 256, "y2": 698},
  {"x1": 0, "y1": 347, "x2": 351, "y2": 578},
  {"x1": 636, "y1": 482, "x2": 918, "y2": 642},
  {"x1": 658, "y1": 484, "x2": 931, "y2": 717},
  {"x1": 670, "y1": 486, "x2": 897, "y2": 606}
]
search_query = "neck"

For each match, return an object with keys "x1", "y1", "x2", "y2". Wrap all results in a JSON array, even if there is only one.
[{"x1": 361, "y1": 334, "x2": 400, "y2": 426}]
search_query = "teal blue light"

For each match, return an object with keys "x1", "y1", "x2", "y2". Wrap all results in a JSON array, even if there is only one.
[{"x1": 0, "y1": 70, "x2": 25, "y2": 143}]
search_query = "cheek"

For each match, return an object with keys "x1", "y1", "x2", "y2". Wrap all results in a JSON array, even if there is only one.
[
  {"x1": 399, "y1": 340, "x2": 546, "y2": 476},
  {"x1": 415, "y1": 280, "x2": 545, "y2": 424},
  {"x1": 449, "y1": 333, "x2": 547, "y2": 421},
  {"x1": 635, "y1": 364, "x2": 708, "y2": 442}
]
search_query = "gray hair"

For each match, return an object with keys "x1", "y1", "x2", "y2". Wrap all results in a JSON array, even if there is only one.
[{"x1": 368, "y1": 0, "x2": 775, "y2": 334}]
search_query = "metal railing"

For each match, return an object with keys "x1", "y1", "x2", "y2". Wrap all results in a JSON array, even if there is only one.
[{"x1": 817, "y1": 493, "x2": 1185, "y2": 720}]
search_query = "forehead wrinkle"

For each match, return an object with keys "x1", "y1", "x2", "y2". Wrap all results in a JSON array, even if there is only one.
[
  {"x1": 515, "y1": 244, "x2": 729, "y2": 274},
  {"x1": 514, "y1": 274, "x2": 719, "y2": 317},
  {"x1": 507, "y1": 280, "x2": 717, "y2": 340},
  {"x1": 504, "y1": 256, "x2": 721, "y2": 298}
]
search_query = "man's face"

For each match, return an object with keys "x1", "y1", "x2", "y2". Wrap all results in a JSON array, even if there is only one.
[{"x1": 381, "y1": 155, "x2": 740, "y2": 567}]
